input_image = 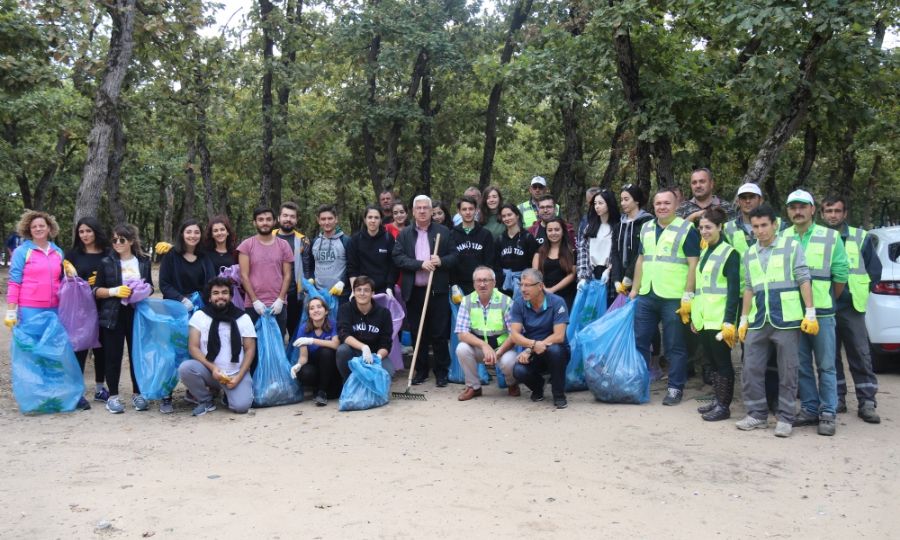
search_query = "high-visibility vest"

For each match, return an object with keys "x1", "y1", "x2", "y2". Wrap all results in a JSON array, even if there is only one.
[
  {"x1": 782, "y1": 224, "x2": 839, "y2": 317},
  {"x1": 746, "y1": 235, "x2": 803, "y2": 329},
  {"x1": 517, "y1": 200, "x2": 559, "y2": 229},
  {"x1": 638, "y1": 217, "x2": 693, "y2": 299},
  {"x1": 843, "y1": 226, "x2": 871, "y2": 313},
  {"x1": 723, "y1": 217, "x2": 782, "y2": 257},
  {"x1": 691, "y1": 241, "x2": 735, "y2": 330},
  {"x1": 465, "y1": 289, "x2": 511, "y2": 348}
]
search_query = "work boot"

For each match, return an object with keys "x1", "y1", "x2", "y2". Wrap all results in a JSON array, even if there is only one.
[
  {"x1": 697, "y1": 373, "x2": 719, "y2": 414},
  {"x1": 817, "y1": 413, "x2": 836, "y2": 436},
  {"x1": 702, "y1": 373, "x2": 732, "y2": 422},
  {"x1": 858, "y1": 402, "x2": 880, "y2": 424},
  {"x1": 836, "y1": 397, "x2": 847, "y2": 413}
]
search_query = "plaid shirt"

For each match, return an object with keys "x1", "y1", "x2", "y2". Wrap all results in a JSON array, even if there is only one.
[
  {"x1": 454, "y1": 290, "x2": 512, "y2": 338},
  {"x1": 676, "y1": 196, "x2": 737, "y2": 221}
]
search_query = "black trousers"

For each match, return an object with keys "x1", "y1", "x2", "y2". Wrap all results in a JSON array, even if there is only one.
[
  {"x1": 299, "y1": 347, "x2": 341, "y2": 398},
  {"x1": 512, "y1": 343, "x2": 571, "y2": 399},
  {"x1": 101, "y1": 307, "x2": 139, "y2": 396},
  {"x1": 286, "y1": 293, "x2": 303, "y2": 340},
  {"x1": 75, "y1": 346, "x2": 105, "y2": 384},
  {"x1": 406, "y1": 288, "x2": 451, "y2": 379},
  {"x1": 698, "y1": 330, "x2": 734, "y2": 377}
]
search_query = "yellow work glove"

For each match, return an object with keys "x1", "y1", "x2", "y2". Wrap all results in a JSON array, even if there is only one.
[
  {"x1": 4, "y1": 310, "x2": 17, "y2": 329},
  {"x1": 615, "y1": 277, "x2": 632, "y2": 295},
  {"x1": 675, "y1": 292, "x2": 694, "y2": 324},
  {"x1": 63, "y1": 260, "x2": 77, "y2": 277},
  {"x1": 108, "y1": 285, "x2": 132, "y2": 299},
  {"x1": 329, "y1": 281, "x2": 345, "y2": 296},
  {"x1": 451, "y1": 285, "x2": 464, "y2": 305},
  {"x1": 719, "y1": 323, "x2": 736, "y2": 349},
  {"x1": 800, "y1": 308, "x2": 819, "y2": 336},
  {"x1": 700, "y1": 238, "x2": 709, "y2": 250},
  {"x1": 738, "y1": 315, "x2": 748, "y2": 343},
  {"x1": 154, "y1": 241, "x2": 173, "y2": 255},
  {"x1": 88, "y1": 271, "x2": 97, "y2": 286}
]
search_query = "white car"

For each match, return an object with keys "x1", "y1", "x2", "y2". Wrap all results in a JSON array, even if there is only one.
[{"x1": 865, "y1": 226, "x2": 900, "y2": 372}]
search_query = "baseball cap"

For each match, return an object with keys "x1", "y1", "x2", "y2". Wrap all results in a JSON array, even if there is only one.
[
  {"x1": 786, "y1": 189, "x2": 814, "y2": 205},
  {"x1": 736, "y1": 183, "x2": 763, "y2": 197},
  {"x1": 530, "y1": 176, "x2": 547, "y2": 187}
]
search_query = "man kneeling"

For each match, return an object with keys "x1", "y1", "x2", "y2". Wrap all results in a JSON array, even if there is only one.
[
  {"x1": 455, "y1": 266, "x2": 518, "y2": 401},
  {"x1": 179, "y1": 276, "x2": 257, "y2": 415}
]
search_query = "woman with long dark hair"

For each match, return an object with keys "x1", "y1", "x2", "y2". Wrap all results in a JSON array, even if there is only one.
[
  {"x1": 431, "y1": 200, "x2": 452, "y2": 226},
  {"x1": 495, "y1": 203, "x2": 538, "y2": 297},
  {"x1": 576, "y1": 189, "x2": 621, "y2": 301},
  {"x1": 614, "y1": 183, "x2": 653, "y2": 293},
  {"x1": 479, "y1": 186, "x2": 505, "y2": 240},
  {"x1": 204, "y1": 215, "x2": 238, "y2": 271},
  {"x1": 384, "y1": 201, "x2": 409, "y2": 239},
  {"x1": 533, "y1": 217, "x2": 577, "y2": 308},
  {"x1": 94, "y1": 224, "x2": 154, "y2": 414},
  {"x1": 291, "y1": 297, "x2": 341, "y2": 406},
  {"x1": 65, "y1": 216, "x2": 111, "y2": 402},
  {"x1": 347, "y1": 205, "x2": 397, "y2": 296}
]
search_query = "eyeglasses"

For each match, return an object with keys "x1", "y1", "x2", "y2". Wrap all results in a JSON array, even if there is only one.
[
  {"x1": 112, "y1": 237, "x2": 129, "y2": 244},
  {"x1": 474, "y1": 278, "x2": 495, "y2": 284},
  {"x1": 520, "y1": 281, "x2": 541, "y2": 288}
]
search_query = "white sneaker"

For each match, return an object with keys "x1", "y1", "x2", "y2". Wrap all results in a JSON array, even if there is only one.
[
  {"x1": 774, "y1": 421, "x2": 792, "y2": 438},
  {"x1": 735, "y1": 415, "x2": 768, "y2": 431}
]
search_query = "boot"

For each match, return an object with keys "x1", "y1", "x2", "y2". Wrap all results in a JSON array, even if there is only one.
[
  {"x1": 697, "y1": 372, "x2": 719, "y2": 414},
  {"x1": 702, "y1": 373, "x2": 733, "y2": 422}
]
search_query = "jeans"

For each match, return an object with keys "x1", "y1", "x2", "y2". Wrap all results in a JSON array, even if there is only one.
[
  {"x1": 178, "y1": 359, "x2": 253, "y2": 413},
  {"x1": 634, "y1": 295, "x2": 688, "y2": 390},
  {"x1": 797, "y1": 316, "x2": 838, "y2": 416},
  {"x1": 512, "y1": 343, "x2": 570, "y2": 399}
]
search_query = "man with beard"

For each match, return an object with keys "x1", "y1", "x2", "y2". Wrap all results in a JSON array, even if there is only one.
[
  {"x1": 237, "y1": 207, "x2": 294, "y2": 335},
  {"x1": 676, "y1": 168, "x2": 736, "y2": 224},
  {"x1": 379, "y1": 190, "x2": 395, "y2": 225},
  {"x1": 179, "y1": 277, "x2": 258, "y2": 415},
  {"x1": 274, "y1": 201, "x2": 312, "y2": 337}
]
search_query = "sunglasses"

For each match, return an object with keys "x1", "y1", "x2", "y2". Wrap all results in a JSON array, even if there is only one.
[{"x1": 112, "y1": 237, "x2": 130, "y2": 244}]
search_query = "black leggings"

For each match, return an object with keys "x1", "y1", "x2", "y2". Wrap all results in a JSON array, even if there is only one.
[
  {"x1": 75, "y1": 346, "x2": 105, "y2": 383},
  {"x1": 102, "y1": 307, "x2": 140, "y2": 396},
  {"x1": 698, "y1": 329, "x2": 734, "y2": 377},
  {"x1": 298, "y1": 347, "x2": 341, "y2": 398}
]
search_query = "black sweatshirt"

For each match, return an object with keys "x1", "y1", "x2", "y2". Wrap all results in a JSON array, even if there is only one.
[
  {"x1": 450, "y1": 223, "x2": 495, "y2": 293},
  {"x1": 65, "y1": 249, "x2": 110, "y2": 280},
  {"x1": 337, "y1": 300, "x2": 393, "y2": 353},
  {"x1": 346, "y1": 227, "x2": 398, "y2": 294},
  {"x1": 158, "y1": 251, "x2": 216, "y2": 301}
]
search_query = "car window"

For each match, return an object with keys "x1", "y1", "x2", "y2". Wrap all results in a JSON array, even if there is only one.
[{"x1": 890, "y1": 242, "x2": 899, "y2": 263}]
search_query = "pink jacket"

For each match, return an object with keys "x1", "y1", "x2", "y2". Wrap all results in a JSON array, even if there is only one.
[{"x1": 6, "y1": 240, "x2": 64, "y2": 308}]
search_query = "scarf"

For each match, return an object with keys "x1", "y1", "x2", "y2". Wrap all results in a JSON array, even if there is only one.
[{"x1": 201, "y1": 303, "x2": 244, "y2": 364}]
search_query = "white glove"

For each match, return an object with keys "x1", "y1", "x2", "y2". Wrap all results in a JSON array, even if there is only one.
[
  {"x1": 289, "y1": 363, "x2": 302, "y2": 379},
  {"x1": 805, "y1": 307, "x2": 817, "y2": 321},
  {"x1": 271, "y1": 297, "x2": 284, "y2": 315},
  {"x1": 361, "y1": 345, "x2": 373, "y2": 364},
  {"x1": 682, "y1": 292, "x2": 695, "y2": 302},
  {"x1": 181, "y1": 298, "x2": 194, "y2": 311},
  {"x1": 4, "y1": 310, "x2": 17, "y2": 329},
  {"x1": 253, "y1": 299, "x2": 266, "y2": 315},
  {"x1": 576, "y1": 279, "x2": 587, "y2": 291},
  {"x1": 600, "y1": 268, "x2": 611, "y2": 285},
  {"x1": 385, "y1": 287, "x2": 394, "y2": 299},
  {"x1": 293, "y1": 337, "x2": 314, "y2": 348},
  {"x1": 622, "y1": 277, "x2": 632, "y2": 288}
]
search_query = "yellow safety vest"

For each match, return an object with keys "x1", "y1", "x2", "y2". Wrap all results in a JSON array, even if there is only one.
[
  {"x1": 691, "y1": 241, "x2": 735, "y2": 330},
  {"x1": 746, "y1": 235, "x2": 803, "y2": 329},
  {"x1": 782, "y1": 224, "x2": 839, "y2": 316},
  {"x1": 465, "y1": 289, "x2": 511, "y2": 347},
  {"x1": 638, "y1": 217, "x2": 693, "y2": 299},
  {"x1": 843, "y1": 226, "x2": 871, "y2": 313},
  {"x1": 723, "y1": 217, "x2": 782, "y2": 257}
]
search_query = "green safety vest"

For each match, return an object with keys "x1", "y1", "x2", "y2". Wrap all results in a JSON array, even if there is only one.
[
  {"x1": 843, "y1": 226, "x2": 871, "y2": 313},
  {"x1": 746, "y1": 235, "x2": 803, "y2": 329},
  {"x1": 517, "y1": 200, "x2": 559, "y2": 229},
  {"x1": 691, "y1": 241, "x2": 735, "y2": 330},
  {"x1": 782, "y1": 224, "x2": 839, "y2": 317},
  {"x1": 465, "y1": 289, "x2": 510, "y2": 347},
  {"x1": 638, "y1": 217, "x2": 693, "y2": 299}
]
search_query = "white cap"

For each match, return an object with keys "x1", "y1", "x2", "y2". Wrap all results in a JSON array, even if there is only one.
[
  {"x1": 736, "y1": 183, "x2": 763, "y2": 197},
  {"x1": 530, "y1": 176, "x2": 547, "y2": 187},
  {"x1": 786, "y1": 189, "x2": 815, "y2": 206}
]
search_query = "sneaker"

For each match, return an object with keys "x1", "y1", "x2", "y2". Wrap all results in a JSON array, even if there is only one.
[
  {"x1": 314, "y1": 391, "x2": 328, "y2": 407},
  {"x1": 132, "y1": 394, "x2": 149, "y2": 411},
  {"x1": 192, "y1": 401, "x2": 216, "y2": 416},
  {"x1": 76, "y1": 396, "x2": 92, "y2": 411},
  {"x1": 436, "y1": 377, "x2": 449, "y2": 388},
  {"x1": 530, "y1": 391, "x2": 544, "y2": 402},
  {"x1": 792, "y1": 410, "x2": 818, "y2": 427},
  {"x1": 735, "y1": 415, "x2": 768, "y2": 431},
  {"x1": 836, "y1": 397, "x2": 847, "y2": 413},
  {"x1": 106, "y1": 395, "x2": 125, "y2": 414},
  {"x1": 554, "y1": 397, "x2": 568, "y2": 409},
  {"x1": 159, "y1": 397, "x2": 174, "y2": 414},
  {"x1": 93, "y1": 387, "x2": 110, "y2": 402},
  {"x1": 817, "y1": 413, "x2": 836, "y2": 436},
  {"x1": 774, "y1": 421, "x2": 792, "y2": 438},
  {"x1": 411, "y1": 374, "x2": 428, "y2": 385},
  {"x1": 662, "y1": 388, "x2": 683, "y2": 406},
  {"x1": 184, "y1": 390, "x2": 199, "y2": 405},
  {"x1": 858, "y1": 402, "x2": 881, "y2": 424},
  {"x1": 697, "y1": 399, "x2": 718, "y2": 414}
]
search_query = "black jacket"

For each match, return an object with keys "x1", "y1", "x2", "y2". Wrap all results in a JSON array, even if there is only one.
[
  {"x1": 337, "y1": 300, "x2": 393, "y2": 353},
  {"x1": 614, "y1": 212, "x2": 654, "y2": 283},
  {"x1": 94, "y1": 252, "x2": 154, "y2": 330},
  {"x1": 392, "y1": 222, "x2": 457, "y2": 301},
  {"x1": 347, "y1": 227, "x2": 397, "y2": 294},
  {"x1": 450, "y1": 223, "x2": 494, "y2": 293},
  {"x1": 158, "y1": 251, "x2": 216, "y2": 301}
]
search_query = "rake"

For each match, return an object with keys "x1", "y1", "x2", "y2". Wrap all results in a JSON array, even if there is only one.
[{"x1": 392, "y1": 234, "x2": 441, "y2": 401}]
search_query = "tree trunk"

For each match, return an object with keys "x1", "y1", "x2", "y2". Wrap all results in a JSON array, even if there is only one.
[
  {"x1": 418, "y1": 67, "x2": 436, "y2": 196},
  {"x1": 362, "y1": 28, "x2": 383, "y2": 195},
  {"x1": 33, "y1": 130, "x2": 72, "y2": 211},
  {"x1": 106, "y1": 115, "x2": 127, "y2": 225},
  {"x1": 199, "y1": 135, "x2": 214, "y2": 219},
  {"x1": 861, "y1": 154, "x2": 880, "y2": 229},
  {"x1": 552, "y1": 100, "x2": 585, "y2": 223},
  {"x1": 653, "y1": 137, "x2": 674, "y2": 189},
  {"x1": 478, "y1": 0, "x2": 534, "y2": 189},
  {"x1": 271, "y1": 0, "x2": 301, "y2": 211},
  {"x1": 384, "y1": 48, "x2": 428, "y2": 187},
  {"x1": 795, "y1": 124, "x2": 817, "y2": 187},
  {"x1": 258, "y1": 0, "x2": 276, "y2": 207},
  {"x1": 837, "y1": 123, "x2": 858, "y2": 199},
  {"x1": 74, "y1": 0, "x2": 136, "y2": 225},
  {"x1": 184, "y1": 142, "x2": 198, "y2": 220},
  {"x1": 160, "y1": 175, "x2": 174, "y2": 243},
  {"x1": 600, "y1": 120, "x2": 626, "y2": 189},
  {"x1": 741, "y1": 30, "x2": 833, "y2": 186},
  {"x1": 635, "y1": 139, "x2": 652, "y2": 199}
]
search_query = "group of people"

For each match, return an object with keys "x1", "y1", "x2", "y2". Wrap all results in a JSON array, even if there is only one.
[{"x1": 3, "y1": 170, "x2": 883, "y2": 435}]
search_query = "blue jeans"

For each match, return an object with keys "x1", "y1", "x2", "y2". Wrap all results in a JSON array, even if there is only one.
[
  {"x1": 797, "y1": 316, "x2": 837, "y2": 416},
  {"x1": 634, "y1": 295, "x2": 687, "y2": 390},
  {"x1": 512, "y1": 343, "x2": 570, "y2": 399}
]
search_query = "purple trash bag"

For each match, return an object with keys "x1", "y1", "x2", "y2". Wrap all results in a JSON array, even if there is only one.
[
  {"x1": 122, "y1": 277, "x2": 152, "y2": 305},
  {"x1": 218, "y1": 264, "x2": 245, "y2": 309},
  {"x1": 374, "y1": 293, "x2": 405, "y2": 371},
  {"x1": 607, "y1": 293, "x2": 628, "y2": 313},
  {"x1": 57, "y1": 276, "x2": 101, "y2": 351}
]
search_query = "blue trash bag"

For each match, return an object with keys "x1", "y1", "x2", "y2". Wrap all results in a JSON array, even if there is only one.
[
  {"x1": 132, "y1": 299, "x2": 191, "y2": 400},
  {"x1": 581, "y1": 300, "x2": 650, "y2": 404},
  {"x1": 188, "y1": 291, "x2": 205, "y2": 314},
  {"x1": 296, "y1": 278, "x2": 337, "y2": 336},
  {"x1": 339, "y1": 355, "x2": 391, "y2": 411},
  {"x1": 565, "y1": 280, "x2": 608, "y2": 391},
  {"x1": 253, "y1": 312, "x2": 303, "y2": 407},
  {"x1": 447, "y1": 299, "x2": 490, "y2": 385},
  {"x1": 11, "y1": 311, "x2": 85, "y2": 414}
]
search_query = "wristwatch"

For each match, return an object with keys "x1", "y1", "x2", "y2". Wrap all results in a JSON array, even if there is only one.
[{"x1": 524, "y1": 348, "x2": 533, "y2": 355}]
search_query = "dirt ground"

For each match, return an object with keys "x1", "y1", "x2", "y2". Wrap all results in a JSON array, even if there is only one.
[{"x1": 0, "y1": 267, "x2": 898, "y2": 538}]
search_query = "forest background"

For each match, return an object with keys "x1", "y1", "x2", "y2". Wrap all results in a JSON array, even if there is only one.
[{"x1": 1, "y1": 0, "x2": 897, "y2": 247}]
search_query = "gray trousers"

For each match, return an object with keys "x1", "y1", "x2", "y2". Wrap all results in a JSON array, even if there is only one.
[
  {"x1": 741, "y1": 324, "x2": 800, "y2": 424},
  {"x1": 178, "y1": 359, "x2": 253, "y2": 413},
  {"x1": 455, "y1": 342, "x2": 518, "y2": 389},
  {"x1": 835, "y1": 307, "x2": 878, "y2": 406},
  {"x1": 336, "y1": 343, "x2": 395, "y2": 380}
]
